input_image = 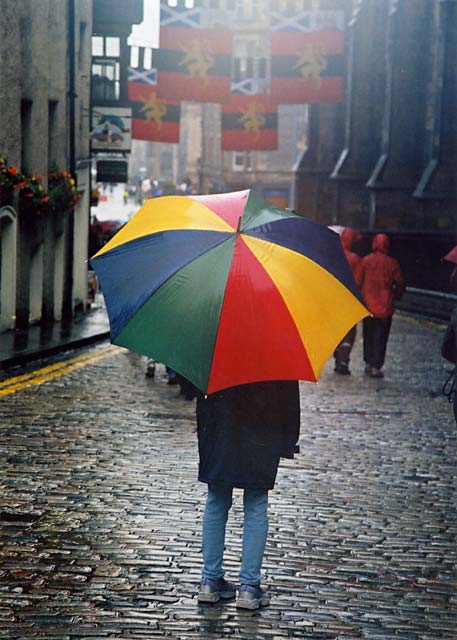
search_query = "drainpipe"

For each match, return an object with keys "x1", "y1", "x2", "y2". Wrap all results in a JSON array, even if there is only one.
[{"x1": 62, "y1": 0, "x2": 76, "y2": 323}]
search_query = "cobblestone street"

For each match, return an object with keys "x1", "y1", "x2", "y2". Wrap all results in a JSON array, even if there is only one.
[{"x1": 1, "y1": 315, "x2": 456, "y2": 639}]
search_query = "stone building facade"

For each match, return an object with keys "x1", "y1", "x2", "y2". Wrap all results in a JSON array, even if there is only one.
[
  {"x1": 294, "y1": 0, "x2": 457, "y2": 292},
  {"x1": 0, "y1": 0, "x2": 92, "y2": 331}
]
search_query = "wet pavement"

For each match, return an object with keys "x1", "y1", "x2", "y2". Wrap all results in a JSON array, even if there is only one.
[
  {"x1": 0, "y1": 314, "x2": 456, "y2": 639},
  {"x1": 0, "y1": 300, "x2": 109, "y2": 370}
]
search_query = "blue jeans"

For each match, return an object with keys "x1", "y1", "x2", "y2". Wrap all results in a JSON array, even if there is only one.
[{"x1": 201, "y1": 483, "x2": 269, "y2": 585}]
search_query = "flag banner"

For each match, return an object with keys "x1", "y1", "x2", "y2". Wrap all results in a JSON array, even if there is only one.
[
  {"x1": 128, "y1": 67, "x2": 158, "y2": 102},
  {"x1": 129, "y1": 90, "x2": 180, "y2": 144},
  {"x1": 160, "y1": 1, "x2": 204, "y2": 29},
  {"x1": 221, "y1": 95, "x2": 278, "y2": 151},
  {"x1": 230, "y1": 78, "x2": 258, "y2": 95},
  {"x1": 269, "y1": 9, "x2": 345, "y2": 33},
  {"x1": 270, "y1": 30, "x2": 344, "y2": 103},
  {"x1": 156, "y1": 26, "x2": 233, "y2": 103}
]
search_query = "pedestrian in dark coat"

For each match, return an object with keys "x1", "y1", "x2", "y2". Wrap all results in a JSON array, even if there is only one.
[
  {"x1": 334, "y1": 228, "x2": 362, "y2": 375},
  {"x1": 196, "y1": 380, "x2": 300, "y2": 609},
  {"x1": 441, "y1": 305, "x2": 457, "y2": 424},
  {"x1": 359, "y1": 234, "x2": 405, "y2": 378}
]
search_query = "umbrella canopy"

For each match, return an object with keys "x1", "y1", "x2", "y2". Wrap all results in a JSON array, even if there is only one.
[
  {"x1": 443, "y1": 246, "x2": 457, "y2": 264},
  {"x1": 90, "y1": 190, "x2": 369, "y2": 393}
]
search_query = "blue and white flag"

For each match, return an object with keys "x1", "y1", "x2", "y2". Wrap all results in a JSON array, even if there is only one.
[
  {"x1": 128, "y1": 67, "x2": 157, "y2": 86},
  {"x1": 230, "y1": 78, "x2": 259, "y2": 95},
  {"x1": 160, "y1": 1, "x2": 204, "y2": 29},
  {"x1": 269, "y1": 9, "x2": 344, "y2": 33}
]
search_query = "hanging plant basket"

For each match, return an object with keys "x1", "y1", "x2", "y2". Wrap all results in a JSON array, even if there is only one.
[
  {"x1": 48, "y1": 171, "x2": 81, "y2": 219},
  {"x1": 18, "y1": 175, "x2": 49, "y2": 222},
  {"x1": 0, "y1": 158, "x2": 23, "y2": 207}
]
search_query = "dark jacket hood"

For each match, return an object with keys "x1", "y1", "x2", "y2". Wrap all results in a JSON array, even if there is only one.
[{"x1": 372, "y1": 233, "x2": 390, "y2": 254}]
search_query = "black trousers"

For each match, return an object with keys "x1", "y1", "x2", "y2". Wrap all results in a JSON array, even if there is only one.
[
  {"x1": 334, "y1": 325, "x2": 357, "y2": 367},
  {"x1": 363, "y1": 316, "x2": 392, "y2": 369}
]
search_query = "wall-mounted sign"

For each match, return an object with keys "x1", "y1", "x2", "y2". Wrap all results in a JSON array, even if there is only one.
[
  {"x1": 96, "y1": 160, "x2": 128, "y2": 184},
  {"x1": 91, "y1": 107, "x2": 132, "y2": 152}
]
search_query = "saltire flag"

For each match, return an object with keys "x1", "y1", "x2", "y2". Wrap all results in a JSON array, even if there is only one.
[
  {"x1": 221, "y1": 95, "x2": 278, "y2": 151},
  {"x1": 128, "y1": 85, "x2": 180, "y2": 144},
  {"x1": 128, "y1": 66, "x2": 157, "y2": 102},
  {"x1": 270, "y1": 29, "x2": 344, "y2": 104},
  {"x1": 230, "y1": 78, "x2": 257, "y2": 95},
  {"x1": 269, "y1": 8, "x2": 345, "y2": 33},
  {"x1": 156, "y1": 25, "x2": 233, "y2": 103},
  {"x1": 160, "y1": 1, "x2": 205, "y2": 28}
]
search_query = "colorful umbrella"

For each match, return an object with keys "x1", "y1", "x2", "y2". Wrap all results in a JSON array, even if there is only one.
[{"x1": 90, "y1": 190, "x2": 369, "y2": 393}]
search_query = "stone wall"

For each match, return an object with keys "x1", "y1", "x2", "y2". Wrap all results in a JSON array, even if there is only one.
[{"x1": 0, "y1": 0, "x2": 93, "y2": 330}]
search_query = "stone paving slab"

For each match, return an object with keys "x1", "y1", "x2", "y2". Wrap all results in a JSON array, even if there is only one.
[{"x1": 0, "y1": 315, "x2": 456, "y2": 639}]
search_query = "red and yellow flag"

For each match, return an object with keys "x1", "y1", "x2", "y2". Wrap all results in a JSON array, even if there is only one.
[
  {"x1": 270, "y1": 30, "x2": 344, "y2": 104},
  {"x1": 155, "y1": 26, "x2": 233, "y2": 103},
  {"x1": 221, "y1": 95, "x2": 278, "y2": 151}
]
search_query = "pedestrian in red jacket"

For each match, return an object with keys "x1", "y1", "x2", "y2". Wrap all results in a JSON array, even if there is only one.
[
  {"x1": 359, "y1": 234, "x2": 405, "y2": 378},
  {"x1": 334, "y1": 228, "x2": 362, "y2": 375}
]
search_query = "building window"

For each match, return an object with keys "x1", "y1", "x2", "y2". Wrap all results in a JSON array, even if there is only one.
[
  {"x1": 92, "y1": 59, "x2": 120, "y2": 101},
  {"x1": 232, "y1": 151, "x2": 253, "y2": 172},
  {"x1": 130, "y1": 46, "x2": 155, "y2": 71},
  {"x1": 232, "y1": 37, "x2": 270, "y2": 92},
  {"x1": 105, "y1": 37, "x2": 120, "y2": 57},
  {"x1": 92, "y1": 35, "x2": 120, "y2": 58},
  {"x1": 92, "y1": 36, "x2": 104, "y2": 56},
  {"x1": 130, "y1": 46, "x2": 139, "y2": 68},
  {"x1": 232, "y1": 152, "x2": 244, "y2": 171},
  {"x1": 143, "y1": 48, "x2": 153, "y2": 70},
  {"x1": 236, "y1": 0, "x2": 261, "y2": 19}
]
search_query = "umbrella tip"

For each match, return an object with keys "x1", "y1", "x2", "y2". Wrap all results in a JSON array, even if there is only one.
[{"x1": 236, "y1": 217, "x2": 242, "y2": 233}]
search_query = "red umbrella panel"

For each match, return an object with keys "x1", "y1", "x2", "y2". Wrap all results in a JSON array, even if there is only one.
[{"x1": 443, "y1": 246, "x2": 457, "y2": 264}]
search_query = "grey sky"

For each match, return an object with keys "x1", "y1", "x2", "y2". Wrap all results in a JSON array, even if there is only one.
[{"x1": 129, "y1": 0, "x2": 160, "y2": 48}]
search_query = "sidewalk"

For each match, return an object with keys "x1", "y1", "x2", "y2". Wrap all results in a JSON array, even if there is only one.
[{"x1": 0, "y1": 296, "x2": 110, "y2": 369}]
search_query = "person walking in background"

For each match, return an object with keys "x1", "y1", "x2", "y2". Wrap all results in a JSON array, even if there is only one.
[
  {"x1": 196, "y1": 381, "x2": 300, "y2": 609},
  {"x1": 334, "y1": 228, "x2": 363, "y2": 375},
  {"x1": 441, "y1": 263, "x2": 457, "y2": 423},
  {"x1": 441, "y1": 303, "x2": 457, "y2": 424},
  {"x1": 359, "y1": 233, "x2": 405, "y2": 378}
]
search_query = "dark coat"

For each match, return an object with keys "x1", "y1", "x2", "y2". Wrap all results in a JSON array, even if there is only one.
[
  {"x1": 196, "y1": 381, "x2": 300, "y2": 490},
  {"x1": 442, "y1": 305, "x2": 457, "y2": 364}
]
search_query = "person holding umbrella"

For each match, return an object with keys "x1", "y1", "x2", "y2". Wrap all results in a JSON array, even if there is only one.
[
  {"x1": 196, "y1": 380, "x2": 300, "y2": 609},
  {"x1": 89, "y1": 189, "x2": 369, "y2": 607}
]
